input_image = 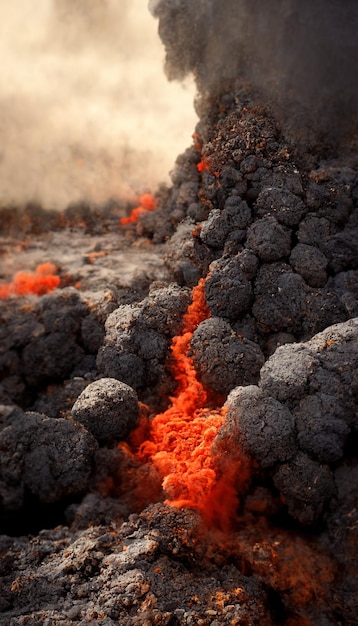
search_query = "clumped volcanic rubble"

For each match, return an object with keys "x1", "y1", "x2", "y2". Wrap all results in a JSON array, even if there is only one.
[
  {"x1": 0, "y1": 85, "x2": 357, "y2": 625},
  {"x1": 0, "y1": 54, "x2": 358, "y2": 626}
]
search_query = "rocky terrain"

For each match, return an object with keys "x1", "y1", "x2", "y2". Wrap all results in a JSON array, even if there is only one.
[{"x1": 1, "y1": 1, "x2": 358, "y2": 624}]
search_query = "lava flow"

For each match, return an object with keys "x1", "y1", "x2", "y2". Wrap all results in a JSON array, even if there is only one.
[
  {"x1": 120, "y1": 192, "x2": 158, "y2": 225},
  {"x1": 0, "y1": 261, "x2": 60, "y2": 299},
  {"x1": 131, "y1": 278, "x2": 251, "y2": 531}
]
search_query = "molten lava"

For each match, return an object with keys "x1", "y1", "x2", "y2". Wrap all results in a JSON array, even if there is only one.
[
  {"x1": 120, "y1": 193, "x2": 158, "y2": 225},
  {"x1": 134, "y1": 278, "x2": 250, "y2": 530},
  {"x1": 0, "y1": 262, "x2": 60, "y2": 299},
  {"x1": 196, "y1": 156, "x2": 211, "y2": 172}
]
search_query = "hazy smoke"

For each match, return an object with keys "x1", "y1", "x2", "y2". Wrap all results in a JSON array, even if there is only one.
[
  {"x1": 0, "y1": 0, "x2": 197, "y2": 210},
  {"x1": 151, "y1": 0, "x2": 358, "y2": 146}
]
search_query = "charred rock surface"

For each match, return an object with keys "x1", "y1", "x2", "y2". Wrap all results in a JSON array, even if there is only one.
[
  {"x1": 191, "y1": 317, "x2": 264, "y2": 395},
  {"x1": 220, "y1": 318, "x2": 358, "y2": 525},
  {"x1": 0, "y1": 289, "x2": 95, "y2": 406},
  {"x1": 71, "y1": 378, "x2": 139, "y2": 441},
  {"x1": 97, "y1": 283, "x2": 191, "y2": 398},
  {"x1": 0, "y1": 405, "x2": 98, "y2": 511},
  {"x1": 0, "y1": 506, "x2": 274, "y2": 626}
]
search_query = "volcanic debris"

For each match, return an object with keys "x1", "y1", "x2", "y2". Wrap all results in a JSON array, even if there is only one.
[{"x1": 0, "y1": 61, "x2": 357, "y2": 626}]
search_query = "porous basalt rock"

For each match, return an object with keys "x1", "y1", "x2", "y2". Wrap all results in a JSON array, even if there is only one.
[
  {"x1": 255, "y1": 186, "x2": 307, "y2": 225},
  {"x1": 191, "y1": 317, "x2": 265, "y2": 395},
  {"x1": 246, "y1": 215, "x2": 291, "y2": 261},
  {"x1": 204, "y1": 257, "x2": 253, "y2": 321},
  {"x1": 220, "y1": 318, "x2": 358, "y2": 525},
  {"x1": 200, "y1": 195, "x2": 251, "y2": 249},
  {"x1": 0, "y1": 289, "x2": 96, "y2": 405},
  {"x1": 97, "y1": 283, "x2": 191, "y2": 390},
  {"x1": 273, "y1": 453, "x2": 336, "y2": 525},
  {"x1": 71, "y1": 377, "x2": 139, "y2": 440},
  {"x1": 289, "y1": 243, "x2": 328, "y2": 287},
  {"x1": 223, "y1": 385, "x2": 296, "y2": 467},
  {"x1": 0, "y1": 406, "x2": 97, "y2": 510}
]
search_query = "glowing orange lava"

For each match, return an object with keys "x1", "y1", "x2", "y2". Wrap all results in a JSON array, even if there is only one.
[
  {"x1": 134, "y1": 278, "x2": 250, "y2": 530},
  {"x1": 0, "y1": 262, "x2": 60, "y2": 299},
  {"x1": 197, "y1": 156, "x2": 211, "y2": 172},
  {"x1": 120, "y1": 193, "x2": 158, "y2": 225}
]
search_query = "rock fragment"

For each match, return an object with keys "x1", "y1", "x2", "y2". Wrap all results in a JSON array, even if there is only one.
[
  {"x1": 0, "y1": 407, "x2": 97, "y2": 510},
  {"x1": 97, "y1": 284, "x2": 191, "y2": 390},
  {"x1": 224, "y1": 385, "x2": 296, "y2": 467},
  {"x1": 205, "y1": 257, "x2": 253, "y2": 321},
  {"x1": 191, "y1": 317, "x2": 264, "y2": 395},
  {"x1": 255, "y1": 187, "x2": 307, "y2": 225},
  {"x1": 71, "y1": 377, "x2": 139, "y2": 440},
  {"x1": 289, "y1": 243, "x2": 328, "y2": 287},
  {"x1": 246, "y1": 215, "x2": 291, "y2": 261},
  {"x1": 273, "y1": 453, "x2": 335, "y2": 525}
]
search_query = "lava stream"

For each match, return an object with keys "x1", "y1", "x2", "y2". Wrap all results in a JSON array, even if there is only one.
[{"x1": 135, "y1": 278, "x2": 250, "y2": 530}]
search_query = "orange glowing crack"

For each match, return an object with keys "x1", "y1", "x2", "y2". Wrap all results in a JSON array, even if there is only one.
[
  {"x1": 0, "y1": 262, "x2": 60, "y2": 299},
  {"x1": 134, "y1": 278, "x2": 250, "y2": 530},
  {"x1": 120, "y1": 193, "x2": 158, "y2": 225}
]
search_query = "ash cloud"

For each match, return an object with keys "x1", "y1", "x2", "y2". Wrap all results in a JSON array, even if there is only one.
[
  {"x1": 0, "y1": 0, "x2": 196, "y2": 210},
  {"x1": 151, "y1": 0, "x2": 358, "y2": 146}
]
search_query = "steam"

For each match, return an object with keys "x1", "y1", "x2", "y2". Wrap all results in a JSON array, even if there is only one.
[
  {"x1": 151, "y1": 0, "x2": 358, "y2": 147},
  {"x1": 0, "y1": 0, "x2": 197, "y2": 210}
]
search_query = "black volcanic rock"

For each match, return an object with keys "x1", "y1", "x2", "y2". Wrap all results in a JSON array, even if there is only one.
[
  {"x1": 273, "y1": 453, "x2": 336, "y2": 525},
  {"x1": 71, "y1": 377, "x2": 139, "y2": 440},
  {"x1": 97, "y1": 283, "x2": 191, "y2": 390},
  {"x1": 204, "y1": 257, "x2": 253, "y2": 321},
  {"x1": 219, "y1": 317, "x2": 358, "y2": 525},
  {"x1": 0, "y1": 406, "x2": 97, "y2": 510},
  {"x1": 246, "y1": 215, "x2": 291, "y2": 262},
  {"x1": 255, "y1": 187, "x2": 307, "y2": 226},
  {"x1": 289, "y1": 243, "x2": 328, "y2": 288},
  {"x1": 223, "y1": 385, "x2": 296, "y2": 467},
  {"x1": 191, "y1": 317, "x2": 264, "y2": 395}
]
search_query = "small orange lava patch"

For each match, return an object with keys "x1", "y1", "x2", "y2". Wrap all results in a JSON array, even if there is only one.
[
  {"x1": 197, "y1": 157, "x2": 211, "y2": 172},
  {"x1": 120, "y1": 193, "x2": 158, "y2": 225},
  {"x1": 0, "y1": 262, "x2": 60, "y2": 299}
]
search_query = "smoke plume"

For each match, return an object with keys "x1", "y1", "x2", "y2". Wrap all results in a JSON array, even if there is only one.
[
  {"x1": 151, "y1": 0, "x2": 358, "y2": 148},
  {"x1": 0, "y1": 0, "x2": 196, "y2": 210}
]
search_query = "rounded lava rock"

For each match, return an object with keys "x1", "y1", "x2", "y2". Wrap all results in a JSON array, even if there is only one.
[
  {"x1": 72, "y1": 378, "x2": 139, "y2": 440},
  {"x1": 204, "y1": 257, "x2": 253, "y2": 321},
  {"x1": 246, "y1": 215, "x2": 291, "y2": 262},
  {"x1": 289, "y1": 243, "x2": 328, "y2": 287},
  {"x1": 191, "y1": 317, "x2": 265, "y2": 395}
]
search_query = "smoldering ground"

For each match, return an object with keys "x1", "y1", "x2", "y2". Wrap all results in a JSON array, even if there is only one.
[{"x1": 0, "y1": 0, "x2": 196, "y2": 210}]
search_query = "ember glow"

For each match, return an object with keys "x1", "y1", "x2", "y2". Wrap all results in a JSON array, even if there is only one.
[
  {"x1": 120, "y1": 193, "x2": 158, "y2": 225},
  {"x1": 133, "y1": 278, "x2": 250, "y2": 530},
  {"x1": 0, "y1": 261, "x2": 60, "y2": 299},
  {"x1": 196, "y1": 157, "x2": 211, "y2": 173}
]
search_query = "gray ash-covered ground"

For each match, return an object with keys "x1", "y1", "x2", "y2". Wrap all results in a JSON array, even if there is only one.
[{"x1": 0, "y1": 50, "x2": 358, "y2": 626}]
